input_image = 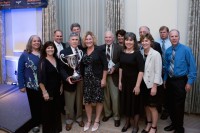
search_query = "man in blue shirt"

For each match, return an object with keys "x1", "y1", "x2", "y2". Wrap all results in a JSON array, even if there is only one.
[
  {"x1": 163, "y1": 29, "x2": 197, "y2": 133},
  {"x1": 156, "y1": 26, "x2": 172, "y2": 120}
]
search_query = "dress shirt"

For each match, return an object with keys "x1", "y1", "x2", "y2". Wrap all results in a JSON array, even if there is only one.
[
  {"x1": 106, "y1": 44, "x2": 113, "y2": 60},
  {"x1": 54, "y1": 41, "x2": 64, "y2": 57},
  {"x1": 164, "y1": 43, "x2": 197, "y2": 85},
  {"x1": 156, "y1": 38, "x2": 171, "y2": 51},
  {"x1": 70, "y1": 46, "x2": 81, "y2": 58}
]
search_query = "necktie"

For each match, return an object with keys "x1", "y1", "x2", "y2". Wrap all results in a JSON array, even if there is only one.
[
  {"x1": 162, "y1": 40, "x2": 166, "y2": 64},
  {"x1": 75, "y1": 48, "x2": 80, "y2": 60},
  {"x1": 169, "y1": 47, "x2": 175, "y2": 77},
  {"x1": 106, "y1": 45, "x2": 111, "y2": 61}
]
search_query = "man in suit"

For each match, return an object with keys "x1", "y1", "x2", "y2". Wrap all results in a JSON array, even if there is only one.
[
  {"x1": 53, "y1": 30, "x2": 67, "y2": 115},
  {"x1": 54, "y1": 30, "x2": 67, "y2": 56},
  {"x1": 101, "y1": 31, "x2": 122, "y2": 127},
  {"x1": 139, "y1": 26, "x2": 162, "y2": 56},
  {"x1": 156, "y1": 26, "x2": 172, "y2": 120},
  {"x1": 164, "y1": 29, "x2": 197, "y2": 133},
  {"x1": 70, "y1": 23, "x2": 82, "y2": 46},
  {"x1": 60, "y1": 32, "x2": 84, "y2": 131}
]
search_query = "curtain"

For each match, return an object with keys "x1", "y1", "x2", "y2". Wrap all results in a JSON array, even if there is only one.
[
  {"x1": 42, "y1": 0, "x2": 57, "y2": 43},
  {"x1": 105, "y1": 0, "x2": 124, "y2": 33},
  {"x1": 56, "y1": 0, "x2": 105, "y2": 45},
  {"x1": 185, "y1": 0, "x2": 200, "y2": 114},
  {"x1": 0, "y1": 11, "x2": 6, "y2": 84}
]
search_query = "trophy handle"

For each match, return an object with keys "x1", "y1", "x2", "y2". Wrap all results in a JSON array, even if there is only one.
[
  {"x1": 78, "y1": 50, "x2": 83, "y2": 62},
  {"x1": 60, "y1": 54, "x2": 69, "y2": 66}
]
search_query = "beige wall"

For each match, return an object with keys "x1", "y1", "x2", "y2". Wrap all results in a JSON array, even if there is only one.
[{"x1": 125, "y1": 0, "x2": 189, "y2": 44}]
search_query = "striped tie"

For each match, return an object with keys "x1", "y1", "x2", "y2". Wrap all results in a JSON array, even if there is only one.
[
  {"x1": 169, "y1": 48, "x2": 175, "y2": 77},
  {"x1": 106, "y1": 45, "x2": 111, "y2": 61},
  {"x1": 75, "y1": 48, "x2": 80, "y2": 60}
]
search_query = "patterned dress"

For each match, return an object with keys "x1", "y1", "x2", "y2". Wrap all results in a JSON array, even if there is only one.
[{"x1": 82, "y1": 53, "x2": 103, "y2": 103}]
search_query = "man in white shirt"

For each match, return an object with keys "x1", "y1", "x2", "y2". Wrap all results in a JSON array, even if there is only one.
[
  {"x1": 53, "y1": 30, "x2": 67, "y2": 57},
  {"x1": 156, "y1": 26, "x2": 172, "y2": 120}
]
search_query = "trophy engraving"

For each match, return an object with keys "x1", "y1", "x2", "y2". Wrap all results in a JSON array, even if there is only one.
[{"x1": 60, "y1": 50, "x2": 83, "y2": 82}]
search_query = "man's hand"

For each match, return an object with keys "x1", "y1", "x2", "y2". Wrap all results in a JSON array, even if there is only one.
[
  {"x1": 185, "y1": 83, "x2": 192, "y2": 92},
  {"x1": 66, "y1": 76, "x2": 74, "y2": 84}
]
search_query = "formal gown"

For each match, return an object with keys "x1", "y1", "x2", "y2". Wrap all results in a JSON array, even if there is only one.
[
  {"x1": 82, "y1": 51, "x2": 104, "y2": 103},
  {"x1": 119, "y1": 51, "x2": 144, "y2": 117},
  {"x1": 38, "y1": 58, "x2": 62, "y2": 133}
]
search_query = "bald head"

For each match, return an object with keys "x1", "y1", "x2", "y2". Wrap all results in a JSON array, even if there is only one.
[
  {"x1": 104, "y1": 31, "x2": 114, "y2": 45},
  {"x1": 169, "y1": 29, "x2": 180, "y2": 46},
  {"x1": 139, "y1": 26, "x2": 150, "y2": 37}
]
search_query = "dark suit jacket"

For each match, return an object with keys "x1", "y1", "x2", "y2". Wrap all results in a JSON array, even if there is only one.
[
  {"x1": 60, "y1": 46, "x2": 83, "y2": 92},
  {"x1": 100, "y1": 43, "x2": 122, "y2": 86},
  {"x1": 153, "y1": 42, "x2": 162, "y2": 56}
]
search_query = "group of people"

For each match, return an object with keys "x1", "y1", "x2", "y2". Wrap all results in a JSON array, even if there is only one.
[{"x1": 17, "y1": 23, "x2": 197, "y2": 133}]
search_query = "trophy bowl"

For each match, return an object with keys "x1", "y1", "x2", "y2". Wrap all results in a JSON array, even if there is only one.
[{"x1": 60, "y1": 51, "x2": 83, "y2": 82}]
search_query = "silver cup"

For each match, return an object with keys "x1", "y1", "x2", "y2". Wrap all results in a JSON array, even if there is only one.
[{"x1": 60, "y1": 50, "x2": 83, "y2": 82}]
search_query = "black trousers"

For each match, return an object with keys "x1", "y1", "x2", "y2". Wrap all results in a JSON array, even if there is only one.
[
  {"x1": 16, "y1": 88, "x2": 42, "y2": 133},
  {"x1": 166, "y1": 76, "x2": 187, "y2": 133}
]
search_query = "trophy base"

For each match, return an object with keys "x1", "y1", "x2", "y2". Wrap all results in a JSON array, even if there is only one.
[{"x1": 71, "y1": 76, "x2": 82, "y2": 83}]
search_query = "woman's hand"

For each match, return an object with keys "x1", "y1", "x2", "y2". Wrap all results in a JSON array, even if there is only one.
[
  {"x1": 42, "y1": 90, "x2": 49, "y2": 101},
  {"x1": 151, "y1": 85, "x2": 157, "y2": 96},
  {"x1": 118, "y1": 82, "x2": 122, "y2": 91},
  {"x1": 101, "y1": 78, "x2": 106, "y2": 88},
  {"x1": 20, "y1": 88, "x2": 26, "y2": 93},
  {"x1": 133, "y1": 86, "x2": 140, "y2": 95}
]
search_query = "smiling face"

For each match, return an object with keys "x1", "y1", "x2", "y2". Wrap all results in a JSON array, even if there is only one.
[
  {"x1": 69, "y1": 36, "x2": 79, "y2": 48},
  {"x1": 54, "y1": 31, "x2": 63, "y2": 44},
  {"x1": 125, "y1": 37, "x2": 134, "y2": 50},
  {"x1": 169, "y1": 30, "x2": 180, "y2": 46},
  {"x1": 31, "y1": 37, "x2": 41, "y2": 51},
  {"x1": 85, "y1": 35, "x2": 94, "y2": 48},
  {"x1": 72, "y1": 27, "x2": 81, "y2": 35},
  {"x1": 46, "y1": 45, "x2": 55, "y2": 56},
  {"x1": 105, "y1": 31, "x2": 114, "y2": 45},
  {"x1": 141, "y1": 37, "x2": 151, "y2": 50},
  {"x1": 117, "y1": 34, "x2": 125, "y2": 44}
]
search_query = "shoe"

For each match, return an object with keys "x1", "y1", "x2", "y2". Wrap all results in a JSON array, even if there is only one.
[
  {"x1": 76, "y1": 120, "x2": 84, "y2": 127},
  {"x1": 141, "y1": 121, "x2": 152, "y2": 133},
  {"x1": 102, "y1": 115, "x2": 112, "y2": 122},
  {"x1": 141, "y1": 129, "x2": 148, "y2": 133},
  {"x1": 132, "y1": 127, "x2": 139, "y2": 133},
  {"x1": 32, "y1": 126, "x2": 40, "y2": 133},
  {"x1": 121, "y1": 123, "x2": 130, "y2": 132},
  {"x1": 164, "y1": 124, "x2": 175, "y2": 131},
  {"x1": 84, "y1": 121, "x2": 91, "y2": 132},
  {"x1": 114, "y1": 120, "x2": 120, "y2": 127},
  {"x1": 91, "y1": 121, "x2": 100, "y2": 132},
  {"x1": 160, "y1": 110, "x2": 169, "y2": 120},
  {"x1": 65, "y1": 123, "x2": 73, "y2": 131},
  {"x1": 149, "y1": 126, "x2": 157, "y2": 133}
]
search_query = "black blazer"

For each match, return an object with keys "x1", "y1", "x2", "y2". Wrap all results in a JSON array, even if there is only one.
[
  {"x1": 99, "y1": 43, "x2": 122, "y2": 86},
  {"x1": 60, "y1": 45, "x2": 83, "y2": 92},
  {"x1": 81, "y1": 46, "x2": 108, "y2": 79},
  {"x1": 153, "y1": 42, "x2": 162, "y2": 56}
]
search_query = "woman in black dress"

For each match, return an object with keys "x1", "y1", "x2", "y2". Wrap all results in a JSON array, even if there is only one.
[
  {"x1": 119, "y1": 32, "x2": 144, "y2": 133},
  {"x1": 38, "y1": 41, "x2": 62, "y2": 133},
  {"x1": 82, "y1": 31, "x2": 108, "y2": 132}
]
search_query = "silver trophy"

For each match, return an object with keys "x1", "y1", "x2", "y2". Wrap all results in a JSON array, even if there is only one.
[{"x1": 60, "y1": 50, "x2": 83, "y2": 82}]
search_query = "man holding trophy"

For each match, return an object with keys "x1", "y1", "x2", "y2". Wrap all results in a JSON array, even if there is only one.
[{"x1": 60, "y1": 32, "x2": 84, "y2": 131}]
